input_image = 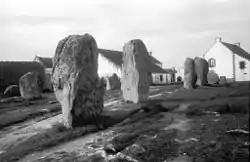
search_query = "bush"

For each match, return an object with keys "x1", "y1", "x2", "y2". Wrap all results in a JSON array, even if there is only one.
[{"x1": 0, "y1": 61, "x2": 45, "y2": 93}]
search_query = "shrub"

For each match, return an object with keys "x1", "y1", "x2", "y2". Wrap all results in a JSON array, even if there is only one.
[{"x1": 0, "y1": 61, "x2": 45, "y2": 93}]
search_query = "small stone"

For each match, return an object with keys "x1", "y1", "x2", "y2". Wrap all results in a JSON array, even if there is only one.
[
  {"x1": 207, "y1": 70, "x2": 219, "y2": 84},
  {"x1": 104, "y1": 73, "x2": 121, "y2": 90},
  {"x1": 19, "y1": 71, "x2": 44, "y2": 100}
]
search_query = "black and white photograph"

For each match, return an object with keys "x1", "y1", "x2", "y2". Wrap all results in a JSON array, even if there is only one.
[{"x1": 0, "y1": 0, "x2": 249, "y2": 161}]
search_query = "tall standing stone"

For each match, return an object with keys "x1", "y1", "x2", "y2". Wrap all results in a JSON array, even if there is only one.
[
  {"x1": 194, "y1": 57, "x2": 209, "y2": 86},
  {"x1": 19, "y1": 71, "x2": 43, "y2": 99},
  {"x1": 52, "y1": 34, "x2": 105, "y2": 128},
  {"x1": 184, "y1": 58, "x2": 196, "y2": 89},
  {"x1": 121, "y1": 39, "x2": 151, "y2": 103}
]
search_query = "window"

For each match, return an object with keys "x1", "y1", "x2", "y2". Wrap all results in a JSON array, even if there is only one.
[
  {"x1": 239, "y1": 61, "x2": 246, "y2": 69},
  {"x1": 160, "y1": 75, "x2": 163, "y2": 82},
  {"x1": 208, "y1": 58, "x2": 216, "y2": 68}
]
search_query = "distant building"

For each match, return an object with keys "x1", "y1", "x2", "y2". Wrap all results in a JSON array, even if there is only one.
[
  {"x1": 35, "y1": 49, "x2": 169, "y2": 87},
  {"x1": 203, "y1": 37, "x2": 250, "y2": 82},
  {"x1": 34, "y1": 55, "x2": 53, "y2": 91},
  {"x1": 175, "y1": 68, "x2": 184, "y2": 82},
  {"x1": 98, "y1": 48, "x2": 169, "y2": 84}
]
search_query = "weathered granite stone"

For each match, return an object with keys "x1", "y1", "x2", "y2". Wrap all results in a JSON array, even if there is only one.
[
  {"x1": 52, "y1": 34, "x2": 105, "y2": 128},
  {"x1": 104, "y1": 73, "x2": 121, "y2": 90},
  {"x1": 19, "y1": 71, "x2": 43, "y2": 99},
  {"x1": 207, "y1": 70, "x2": 219, "y2": 84},
  {"x1": 194, "y1": 57, "x2": 209, "y2": 86},
  {"x1": 3, "y1": 85, "x2": 20, "y2": 97},
  {"x1": 183, "y1": 58, "x2": 196, "y2": 89},
  {"x1": 121, "y1": 39, "x2": 151, "y2": 103}
]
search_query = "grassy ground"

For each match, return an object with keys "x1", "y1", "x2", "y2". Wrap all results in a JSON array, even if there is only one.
[
  {"x1": 0, "y1": 85, "x2": 180, "y2": 132},
  {"x1": 0, "y1": 94, "x2": 61, "y2": 131},
  {"x1": 0, "y1": 83, "x2": 249, "y2": 162}
]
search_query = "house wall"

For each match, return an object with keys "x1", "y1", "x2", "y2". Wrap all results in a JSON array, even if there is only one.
[
  {"x1": 204, "y1": 42, "x2": 234, "y2": 80},
  {"x1": 152, "y1": 73, "x2": 171, "y2": 84},
  {"x1": 98, "y1": 54, "x2": 122, "y2": 78},
  {"x1": 176, "y1": 69, "x2": 184, "y2": 81},
  {"x1": 234, "y1": 54, "x2": 250, "y2": 81}
]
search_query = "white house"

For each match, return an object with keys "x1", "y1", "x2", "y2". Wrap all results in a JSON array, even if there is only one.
[
  {"x1": 203, "y1": 37, "x2": 250, "y2": 82},
  {"x1": 98, "y1": 48, "x2": 169, "y2": 84},
  {"x1": 98, "y1": 49, "x2": 122, "y2": 78},
  {"x1": 175, "y1": 68, "x2": 184, "y2": 82}
]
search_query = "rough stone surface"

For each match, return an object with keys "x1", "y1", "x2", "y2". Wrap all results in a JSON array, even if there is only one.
[
  {"x1": 43, "y1": 74, "x2": 53, "y2": 92},
  {"x1": 207, "y1": 70, "x2": 219, "y2": 84},
  {"x1": 3, "y1": 85, "x2": 20, "y2": 97},
  {"x1": 52, "y1": 34, "x2": 105, "y2": 128},
  {"x1": 19, "y1": 71, "x2": 43, "y2": 99},
  {"x1": 183, "y1": 58, "x2": 196, "y2": 89},
  {"x1": 104, "y1": 73, "x2": 121, "y2": 90},
  {"x1": 194, "y1": 57, "x2": 209, "y2": 86},
  {"x1": 121, "y1": 39, "x2": 151, "y2": 103}
]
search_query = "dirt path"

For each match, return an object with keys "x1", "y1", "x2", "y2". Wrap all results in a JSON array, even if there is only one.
[
  {"x1": 18, "y1": 102, "x2": 195, "y2": 162},
  {"x1": 4, "y1": 83, "x2": 248, "y2": 162},
  {"x1": 17, "y1": 90, "x2": 177, "y2": 162}
]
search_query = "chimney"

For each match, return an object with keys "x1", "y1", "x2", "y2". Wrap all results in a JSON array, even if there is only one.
[
  {"x1": 215, "y1": 37, "x2": 222, "y2": 42},
  {"x1": 234, "y1": 43, "x2": 240, "y2": 47},
  {"x1": 148, "y1": 51, "x2": 152, "y2": 56}
]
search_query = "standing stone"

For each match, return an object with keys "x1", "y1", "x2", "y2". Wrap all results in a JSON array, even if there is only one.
[
  {"x1": 194, "y1": 57, "x2": 209, "y2": 86},
  {"x1": 207, "y1": 70, "x2": 219, "y2": 84},
  {"x1": 121, "y1": 39, "x2": 151, "y2": 103},
  {"x1": 3, "y1": 85, "x2": 20, "y2": 97},
  {"x1": 104, "y1": 73, "x2": 121, "y2": 90},
  {"x1": 19, "y1": 71, "x2": 43, "y2": 99},
  {"x1": 183, "y1": 58, "x2": 196, "y2": 89},
  {"x1": 52, "y1": 34, "x2": 104, "y2": 128}
]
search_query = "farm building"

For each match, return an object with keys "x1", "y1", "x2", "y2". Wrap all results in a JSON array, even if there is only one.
[
  {"x1": 0, "y1": 61, "x2": 45, "y2": 93},
  {"x1": 32, "y1": 48, "x2": 168, "y2": 86},
  {"x1": 34, "y1": 55, "x2": 53, "y2": 91},
  {"x1": 203, "y1": 37, "x2": 250, "y2": 82},
  {"x1": 151, "y1": 68, "x2": 177, "y2": 85},
  {"x1": 98, "y1": 48, "x2": 169, "y2": 84}
]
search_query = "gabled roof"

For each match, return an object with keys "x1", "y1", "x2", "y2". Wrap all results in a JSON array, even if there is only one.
[
  {"x1": 149, "y1": 55, "x2": 162, "y2": 65},
  {"x1": 35, "y1": 56, "x2": 53, "y2": 68},
  {"x1": 221, "y1": 42, "x2": 250, "y2": 61},
  {"x1": 98, "y1": 48, "x2": 167, "y2": 74},
  {"x1": 164, "y1": 68, "x2": 177, "y2": 74},
  {"x1": 98, "y1": 48, "x2": 122, "y2": 67}
]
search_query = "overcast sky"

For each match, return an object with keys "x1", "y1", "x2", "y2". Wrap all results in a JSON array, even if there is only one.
[{"x1": 0, "y1": 0, "x2": 249, "y2": 69}]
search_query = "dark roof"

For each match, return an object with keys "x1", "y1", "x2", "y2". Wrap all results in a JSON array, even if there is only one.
[
  {"x1": 98, "y1": 48, "x2": 123, "y2": 67},
  {"x1": 164, "y1": 68, "x2": 177, "y2": 74},
  {"x1": 35, "y1": 56, "x2": 53, "y2": 68},
  {"x1": 149, "y1": 55, "x2": 162, "y2": 64},
  {"x1": 222, "y1": 42, "x2": 250, "y2": 61},
  {"x1": 98, "y1": 48, "x2": 167, "y2": 73}
]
